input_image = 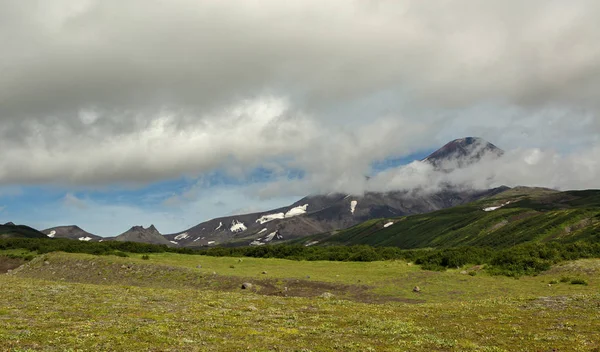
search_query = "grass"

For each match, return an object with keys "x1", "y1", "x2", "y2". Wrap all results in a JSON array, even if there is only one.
[
  {"x1": 1, "y1": 251, "x2": 600, "y2": 351},
  {"x1": 304, "y1": 189, "x2": 600, "y2": 248}
]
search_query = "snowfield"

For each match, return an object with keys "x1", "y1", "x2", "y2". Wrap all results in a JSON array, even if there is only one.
[
  {"x1": 264, "y1": 231, "x2": 278, "y2": 242},
  {"x1": 230, "y1": 220, "x2": 247, "y2": 233},
  {"x1": 78, "y1": 237, "x2": 92, "y2": 241},
  {"x1": 174, "y1": 232, "x2": 190, "y2": 241},
  {"x1": 383, "y1": 222, "x2": 394, "y2": 228},
  {"x1": 285, "y1": 204, "x2": 308, "y2": 218},
  {"x1": 350, "y1": 200, "x2": 358, "y2": 214},
  {"x1": 47, "y1": 230, "x2": 56, "y2": 238},
  {"x1": 256, "y1": 213, "x2": 284, "y2": 224},
  {"x1": 483, "y1": 201, "x2": 511, "y2": 212}
]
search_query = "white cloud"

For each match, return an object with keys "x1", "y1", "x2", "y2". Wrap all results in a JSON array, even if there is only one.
[{"x1": 0, "y1": 0, "x2": 598, "y2": 195}]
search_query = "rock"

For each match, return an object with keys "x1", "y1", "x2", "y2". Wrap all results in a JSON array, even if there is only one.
[
  {"x1": 262, "y1": 271, "x2": 267, "y2": 274},
  {"x1": 44, "y1": 261, "x2": 50, "y2": 266},
  {"x1": 241, "y1": 282, "x2": 253, "y2": 290},
  {"x1": 283, "y1": 287, "x2": 288, "y2": 292},
  {"x1": 460, "y1": 270, "x2": 468, "y2": 275},
  {"x1": 320, "y1": 292, "x2": 334, "y2": 299},
  {"x1": 196, "y1": 265, "x2": 202, "y2": 269},
  {"x1": 413, "y1": 286, "x2": 421, "y2": 293},
  {"x1": 247, "y1": 305, "x2": 258, "y2": 311},
  {"x1": 306, "y1": 275, "x2": 311, "y2": 279},
  {"x1": 238, "y1": 259, "x2": 243, "y2": 263},
  {"x1": 407, "y1": 263, "x2": 413, "y2": 266},
  {"x1": 121, "y1": 265, "x2": 127, "y2": 269},
  {"x1": 212, "y1": 271, "x2": 217, "y2": 275}
]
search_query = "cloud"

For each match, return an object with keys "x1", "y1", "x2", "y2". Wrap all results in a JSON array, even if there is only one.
[
  {"x1": 0, "y1": 0, "x2": 599, "y2": 193},
  {"x1": 62, "y1": 193, "x2": 88, "y2": 209}
]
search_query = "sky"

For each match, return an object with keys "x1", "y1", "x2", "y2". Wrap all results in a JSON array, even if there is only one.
[{"x1": 1, "y1": 0, "x2": 599, "y2": 236}]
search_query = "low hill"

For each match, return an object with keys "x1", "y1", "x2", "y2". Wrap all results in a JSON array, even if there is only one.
[
  {"x1": 42, "y1": 225, "x2": 102, "y2": 242},
  {"x1": 0, "y1": 223, "x2": 47, "y2": 239},
  {"x1": 296, "y1": 188, "x2": 600, "y2": 248},
  {"x1": 114, "y1": 225, "x2": 173, "y2": 246}
]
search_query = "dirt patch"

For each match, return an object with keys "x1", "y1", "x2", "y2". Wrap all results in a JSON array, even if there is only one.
[
  {"x1": 523, "y1": 296, "x2": 572, "y2": 311},
  {"x1": 13, "y1": 256, "x2": 423, "y2": 304},
  {"x1": 0, "y1": 256, "x2": 27, "y2": 274},
  {"x1": 489, "y1": 220, "x2": 509, "y2": 232}
]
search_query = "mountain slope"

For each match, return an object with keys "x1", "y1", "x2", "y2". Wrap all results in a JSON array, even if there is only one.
[
  {"x1": 166, "y1": 137, "x2": 507, "y2": 247},
  {"x1": 42, "y1": 225, "x2": 101, "y2": 242},
  {"x1": 0, "y1": 223, "x2": 47, "y2": 239},
  {"x1": 423, "y1": 137, "x2": 504, "y2": 168},
  {"x1": 114, "y1": 225, "x2": 173, "y2": 246},
  {"x1": 168, "y1": 186, "x2": 509, "y2": 247},
  {"x1": 298, "y1": 188, "x2": 600, "y2": 248}
]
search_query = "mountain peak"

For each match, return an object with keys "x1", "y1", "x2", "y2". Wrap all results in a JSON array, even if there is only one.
[
  {"x1": 423, "y1": 137, "x2": 503, "y2": 167},
  {"x1": 116, "y1": 224, "x2": 172, "y2": 246}
]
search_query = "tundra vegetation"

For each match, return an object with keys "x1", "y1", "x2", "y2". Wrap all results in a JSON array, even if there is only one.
[{"x1": 1, "y1": 240, "x2": 600, "y2": 351}]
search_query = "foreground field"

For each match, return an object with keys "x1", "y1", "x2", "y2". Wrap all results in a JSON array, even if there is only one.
[{"x1": 1, "y1": 252, "x2": 600, "y2": 351}]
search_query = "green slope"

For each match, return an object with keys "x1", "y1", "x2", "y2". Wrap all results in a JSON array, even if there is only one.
[
  {"x1": 300, "y1": 188, "x2": 600, "y2": 248},
  {"x1": 0, "y1": 223, "x2": 47, "y2": 239}
]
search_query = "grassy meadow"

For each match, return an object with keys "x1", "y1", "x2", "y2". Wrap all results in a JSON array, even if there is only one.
[{"x1": 1, "y1": 250, "x2": 600, "y2": 351}]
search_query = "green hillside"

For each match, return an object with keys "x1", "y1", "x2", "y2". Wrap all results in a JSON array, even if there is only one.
[
  {"x1": 0, "y1": 223, "x2": 47, "y2": 239},
  {"x1": 299, "y1": 188, "x2": 600, "y2": 248}
]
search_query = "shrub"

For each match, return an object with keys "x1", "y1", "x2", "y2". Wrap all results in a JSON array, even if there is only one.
[
  {"x1": 141, "y1": 255, "x2": 150, "y2": 260},
  {"x1": 468, "y1": 271, "x2": 477, "y2": 276},
  {"x1": 549, "y1": 279, "x2": 559, "y2": 284},
  {"x1": 560, "y1": 276, "x2": 571, "y2": 283},
  {"x1": 113, "y1": 251, "x2": 129, "y2": 257},
  {"x1": 570, "y1": 278, "x2": 588, "y2": 285}
]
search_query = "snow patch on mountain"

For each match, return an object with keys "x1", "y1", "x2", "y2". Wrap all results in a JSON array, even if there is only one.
[
  {"x1": 47, "y1": 230, "x2": 56, "y2": 238},
  {"x1": 170, "y1": 241, "x2": 178, "y2": 245},
  {"x1": 285, "y1": 204, "x2": 308, "y2": 218},
  {"x1": 350, "y1": 200, "x2": 358, "y2": 214},
  {"x1": 257, "y1": 228, "x2": 267, "y2": 235},
  {"x1": 174, "y1": 232, "x2": 190, "y2": 241},
  {"x1": 250, "y1": 240, "x2": 266, "y2": 246},
  {"x1": 230, "y1": 220, "x2": 247, "y2": 233},
  {"x1": 383, "y1": 222, "x2": 394, "y2": 228},
  {"x1": 264, "y1": 231, "x2": 278, "y2": 242},
  {"x1": 78, "y1": 236, "x2": 92, "y2": 241},
  {"x1": 215, "y1": 222, "x2": 223, "y2": 231},
  {"x1": 483, "y1": 201, "x2": 511, "y2": 212},
  {"x1": 256, "y1": 213, "x2": 285, "y2": 224}
]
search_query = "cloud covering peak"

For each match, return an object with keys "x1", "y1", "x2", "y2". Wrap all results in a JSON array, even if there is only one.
[{"x1": 0, "y1": 0, "x2": 599, "y2": 192}]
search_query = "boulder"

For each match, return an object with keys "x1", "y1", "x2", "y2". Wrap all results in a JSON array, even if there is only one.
[
  {"x1": 412, "y1": 286, "x2": 421, "y2": 293},
  {"x1": 241, "y1": 282, "x2": 253, "y2": 290}
]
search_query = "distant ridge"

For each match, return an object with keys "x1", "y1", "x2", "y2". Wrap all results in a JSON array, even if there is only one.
[
  {"x1": 114, "y1": 225, "x2": 173, "y2": 246},
  {"x1": 42, "y1": 225, "x2": 101, "y2": 242},
  {"x1": 0, "y1": 223, "x2": 46, "y2": 239}
]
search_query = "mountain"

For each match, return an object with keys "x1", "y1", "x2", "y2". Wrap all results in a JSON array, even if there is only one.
[
  {"x1": 114, "y1": 225, "x2": 173, "y2": 246},
  {"x1": 295, "y1": 187, "x2": 600, "y2": 248},
  {"x1": 165, "y1": 137, "x2": 508, "y2": 247},
  {"x1": 423, "y1": 137, "x2": 503, "y2": 168},
  {"x1": 42, "y1": 225, "x2": 101, "y2": 242},
  {"x1": 0, "y1": 222, "x2": 47, "y2": 239}
]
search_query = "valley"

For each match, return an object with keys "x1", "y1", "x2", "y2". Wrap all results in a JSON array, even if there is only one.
[{"x1": 1, "y1": 250, "x2": 600, "y2": 351}]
